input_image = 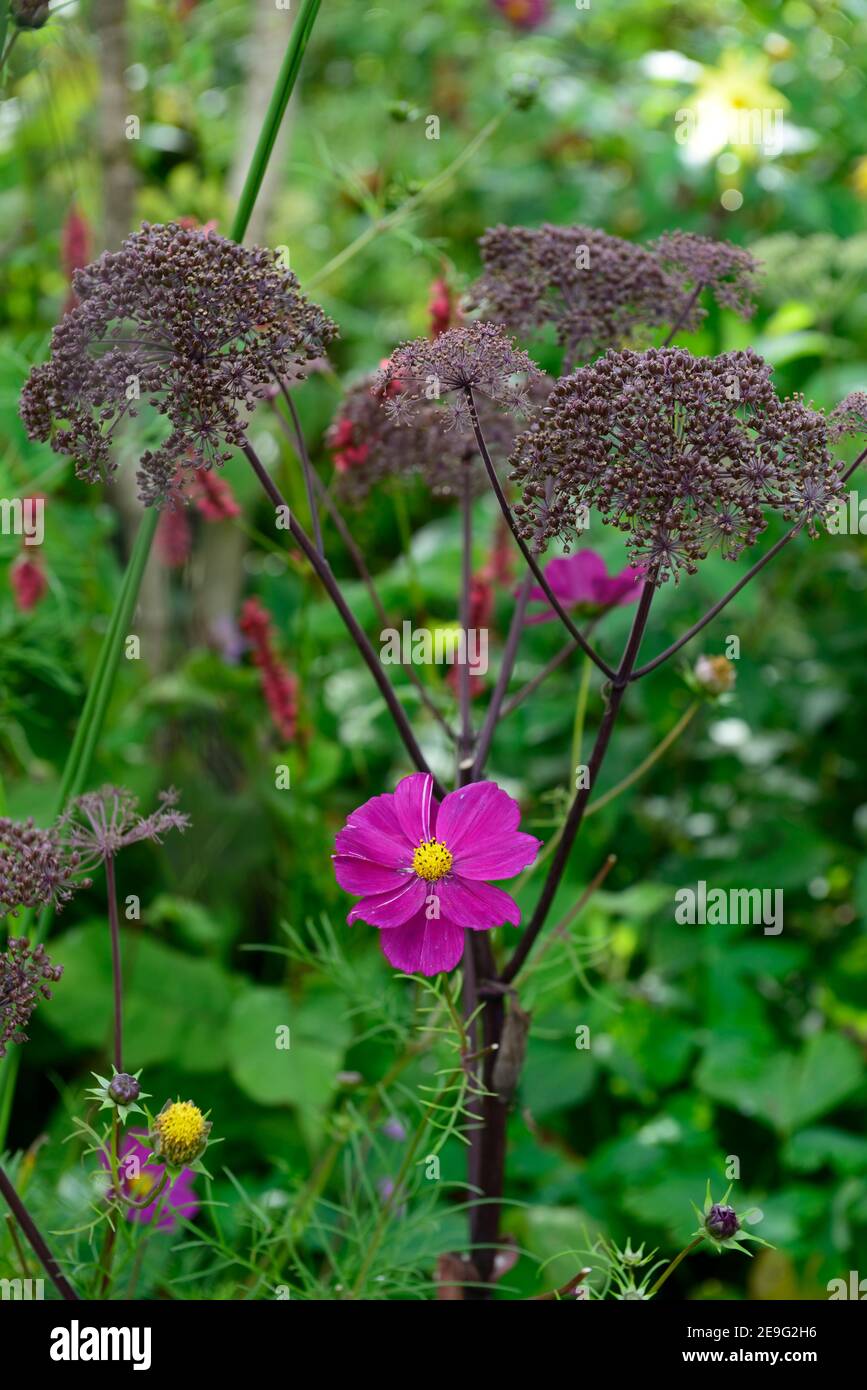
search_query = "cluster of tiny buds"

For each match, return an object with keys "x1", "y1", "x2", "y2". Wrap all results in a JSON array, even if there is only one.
[
  {"x1": 0, "y1": 817, "x2": 84, "y2": 918},
  {"x1": 0, "y1": 937, "x2": 63, "y2": 1059}
]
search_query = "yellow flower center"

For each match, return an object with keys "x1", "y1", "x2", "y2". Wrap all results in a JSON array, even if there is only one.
[
  {"x1": 154, "y1": 1101, "x2": 208, "y2": 1165},
  {"x1": 412, "y1": 838, "x2": 453, "y2": 882}
]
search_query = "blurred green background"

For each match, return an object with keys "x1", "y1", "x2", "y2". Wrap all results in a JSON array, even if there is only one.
[{"x1": 0, "y1": 0, "x2": 865, "y2": 1299}]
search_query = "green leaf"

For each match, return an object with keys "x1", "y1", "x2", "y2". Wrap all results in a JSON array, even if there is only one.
[
  {"x1": 696, "y1": 1032, "x2": 863, "y2": 1134},
  {"x1": 522, "y1": 1036, "x2": 597, "y2": 1117},
  {"x1": 783, "y1": 1126, "x2": 867, "y2": 1176},
  {"x1": 45, "y1": 923, "x2": 237, "y2": 1072}
]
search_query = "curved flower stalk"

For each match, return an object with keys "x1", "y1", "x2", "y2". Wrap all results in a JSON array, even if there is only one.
[
  {"x1": 58, "y1": 787, "x2": 189, "y2": 1074},
  {"x1": 97, "y1": 1130, "x2": 198, "y2": 1232},
  {"x1": 647, "y1": 1183, "x2": 772, "y2": 1298}
]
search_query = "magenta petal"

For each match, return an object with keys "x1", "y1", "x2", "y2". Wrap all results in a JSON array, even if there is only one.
[
  {"x1": 452, "y1": 830, "x2": 541, "y2": 881},
  {"x1": 340, "y1": 791, "x2": 414, "y2": 863},
  {"x1": 392, "y1": 772, "x2": 437, "y2": 844},
  {"x1": 332, "y1": 856, "x2": 407, "y2": 895},
  {"x1": 603, "y1": 565, "x2": 645, "y2": 606},
  {"x1": 437, "y1": 781, "x2": 521, "y2": 857},
  {"x1": 548, "y1": 551, "x2": 607, "y2": 604},
  {"x1": 379, "y1": 911, "x2": 465, "y2": 975},
  {"x1": 334, "y1": 822, "x2": 410, "y2": 870},
  {"x1": 437, "y1": 876, "x2": 521, "y2": 929},
  {"x1": 347, "y1": 875, "x2": 426, "y2": 928}
]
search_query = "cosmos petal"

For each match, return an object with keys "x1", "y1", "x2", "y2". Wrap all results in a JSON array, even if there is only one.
[
  {"x1": 332, "y1": 857, "x2": 408, "y2": 895},
  {"x1": 378, "y1": 910, "x2": 466, "y2": 976},
  {"x1": 436, "y1": 877, "x2": 521, "y2": 929},
  {"x1": 436, "y1": 781, "x2": 520, "y2": 857},
  {"x1": 451, "y1": 830, "x2": 541, "y2": 881},
  {"x1": 392, "y1": 772, "x2": 438, "y2": 844},
  {"x1": 346, "y1": 875, "x2": 427, "y2": 928}
]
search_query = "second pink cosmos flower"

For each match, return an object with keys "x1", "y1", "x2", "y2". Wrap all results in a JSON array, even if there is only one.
[{"x1": 332, "y1": 773, "x2": 541, "y2": 976}]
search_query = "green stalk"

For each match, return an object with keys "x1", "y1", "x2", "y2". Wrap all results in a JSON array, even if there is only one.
[
  {"x1": 0, "y1": 0, "x2": 326, "y2": 1146},
  {"x1": 567, "y1": 653, "x2": 592, "y2": 796},
  {"x1": 229, "y1": 0, "x2": 323, "y2": 245}
]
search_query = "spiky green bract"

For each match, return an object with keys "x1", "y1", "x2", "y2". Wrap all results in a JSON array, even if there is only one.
[{"x1": 86, "y1": 1067, "x2": 150, "y2": 1125}]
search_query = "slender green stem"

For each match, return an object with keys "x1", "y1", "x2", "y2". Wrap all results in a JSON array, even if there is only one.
[
  {"x1": 350, "y1": 1064, "x2": 462, "y2": 1297},
  {"x1": 105, "y1": 856, "x2": 124, "y2": 1072},
  {"x1": 307, "y1": 114, "x2": 503, "y2": 289},
  {"x1": 568, "y1": 654, "x2": 592, "y2": 795},
  {"x1": 585, "y1": 702, "x2": 698, "y2": 819},
  {"x1": 229, "y1": 0, "x2": 323, "y2": 245},
  {"x1": 391, "y1": 484, "x2": 426, "y2": 620},
  {"x1": 647, "y1": 1236, "x2": 703, "y2": 1298},
  {"x1": 97, "y1": 1116, "x2": 120, "y2": 1297},
  {"x1": 0, "y1": 31, "x2": 21, "y2": 88}
]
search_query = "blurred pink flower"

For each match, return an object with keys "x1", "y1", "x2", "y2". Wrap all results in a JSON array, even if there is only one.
[
  {"x1": 525, "y1": 551, "x2": 644, "y2": 623},
  {"x1": 491, "y1": 0, "x2": 550, "y2": 31},
  {"x1": 239, "y1": 597, "x2": 299, "y2": 742},
  {"x1": 10, "y1": 553, "x2": 47, "y2": 611},
  {"x1": 156, "y1": 505, "x2": 192, "y2": 568},
  {"x1": 192, "y1": 469, "x2": 241, "y2": 520}
]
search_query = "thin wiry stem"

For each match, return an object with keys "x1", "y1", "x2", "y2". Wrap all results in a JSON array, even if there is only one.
[
  {"x1": 523, "y1": 853, "x2": 618, "y2": 979},
  {"x1": 471, "y1": 570, "x2": 533, "y2": 777},
  {"x1": 242, "y1": 440, "x2": 445, "y2": 797},
  {"x1": 269, "y1": 385, "x2": 457, "y2": 746},
  {"x1": 458, "y1": 464, "x2": 475, "y2": 776},
  {"x1": 278, "y1": 378, "x2": 324, "y2": 555},
  {"x1": 629, "y1": 523, "x2": 802, "y2": 682},
  {"x1": 585, "y1": 702, "x2": 699, "y2": 818},
  {"x1": 464, "y1": 385, "x2": 617, "y2": 682},
  {"x1": 307, "y1": 113, "x2": 503, "y2": 291},
  {"x1": 501, "y1": 572, "x2": 657, "y2": 984},
  {"x1": 499, "y1": 637, "x2": 580, "y2": 719},
  {"x1": 662, "y1": 282, "x2": 703, "y2": 347},
  {"x1": 631, "y1": 447, "x2": 867, "y2": 682},
  {"x1": 105, "y1": 855, "x2": 123, "y2": 1072}
]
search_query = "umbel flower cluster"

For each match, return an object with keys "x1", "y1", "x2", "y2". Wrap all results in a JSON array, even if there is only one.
[
  {"x1": 330, "y1": 367, "x2": 545, "y2": 501},
  {"x1": 20, "y1": 222, "x2": 337, "y2": 506},
  {"x1": 469, "y1": 224, "x2": 758, "y2": 367},
  {"x1": 510, "y1": 347, "x2": 844, "y2": 582},
  {"x1": 373, "y1": 322, "x2": 543, "y2": 431},
  {"x1": 0, "y1": 937, "x2": 63, "y2": 1059},
  {"x1": 0, "y1": 817, "x2": 83, "y2": 918},
  {"x1": 57, "y1": 785, "x2": 190, "y2": 870}
]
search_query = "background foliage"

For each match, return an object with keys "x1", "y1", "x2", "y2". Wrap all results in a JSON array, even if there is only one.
[{"x1": 0, "y1": 0, "x2": 865, "y2": 1299}]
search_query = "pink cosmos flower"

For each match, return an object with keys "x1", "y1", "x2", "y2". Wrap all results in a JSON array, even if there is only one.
[
  {"x1": 525, "y1": 550, "x2": 644, "y2": 624},
  {"x1": 99, "y1": 1132, "x2": 198, "y2": 1230},
  {"x1": 332, "y1": 772, "x2": 541, "y2": 975}
]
